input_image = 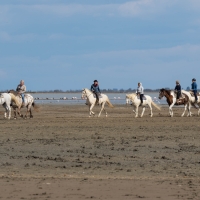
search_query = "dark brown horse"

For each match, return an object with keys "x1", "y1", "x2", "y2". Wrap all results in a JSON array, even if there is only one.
[{"x1": 158, "y1": 88, "x2": 191, "y2": 117}]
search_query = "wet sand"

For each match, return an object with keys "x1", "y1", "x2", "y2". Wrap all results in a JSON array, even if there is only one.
[{"x1": 0, "y1": 104, "x2": 200, "y2": 199}]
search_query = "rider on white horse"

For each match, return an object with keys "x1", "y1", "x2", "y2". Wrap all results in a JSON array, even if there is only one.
[
  {"x1": 191, "y1": 78, "x2": 198, "y2": 103},
  {"x1": 91, "y1": 80, "x2": 101, "y2": 104},
  {"x1": 136, "y1": 82, "x2": 144, "y2": 106},
  {"x1": 16, "y1": 80, "x2": 26, "y2": 106}
]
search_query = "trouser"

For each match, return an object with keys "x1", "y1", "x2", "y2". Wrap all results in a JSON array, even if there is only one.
[
  {"x1": 177, "y1": 91, "x2": 181, "y2": 99},
  {"x1": 140, "y1": 94, "x2": 144, "y2": 104},
  {"x1": 94, "y1": 92, "x2": 100, "y2": 102},
  {"x1": 194, "y1": 91, "x2": 198, "y2": 102},
  {"x1": 21, "y1": 93, "x2": 25, "y2": 103}
]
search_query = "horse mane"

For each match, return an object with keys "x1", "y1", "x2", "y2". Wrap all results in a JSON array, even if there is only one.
[
  {"x1": 8, "y1": 91, "x2": 21, "y2": 107},
  {"x1": 126, "y1": 93, "x2": 137, "y2": 101},
  {"x1": 160, "y1": 88, "x2": 171, "y2": 96},
  {"x1": 84, "y1": 88, "x2": 92, "y2": 93},
  {"x1": 8, "y1": 89, "x2": 18, "y2": 96}
]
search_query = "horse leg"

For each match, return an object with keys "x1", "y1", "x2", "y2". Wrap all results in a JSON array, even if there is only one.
[
  {"x1": 169, "y1": 103, "x2": 174, "y2": 117},
  {"x1": 98, "y1": 103, "x2": 105, "y2": 117},
  {"x1": 187, "y1": 103, "x2": 192, "y2": 117},
  {"x1": 7, "y1": 105, "x2": 11, "y2": 119},
  {"x1": 30, "y1": 108, "x2": 33, "y2": 118},
  {"x1": 17, "y1": 107, "x2": 23, "y2": 118},
  {"x1": 140, "y1": 106, "x2": 145, "y2": 117},
  {"x1": 135, "y1": 106, "x2": 139, "y2": 118},
  {"x1": 2, "y1": 103, "x2": 7, "y2": 119},
  {"x1": 89, "y1": 104, "x2": 95, "y2": 117},
  {"x1": 24, "y1": 105, "x2": 30, "y2": 119},
  {"x1": 149, "y1": 103, "x2": 153, "y2": 117},
  {"x1": 103, "y1": 107, "x2": 108, "y2": 117},
  {"x1": 181, "y1": 104, "x2": 187, "y2": 117}
]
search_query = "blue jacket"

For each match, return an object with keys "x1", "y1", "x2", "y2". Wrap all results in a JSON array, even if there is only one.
[
  {"x1": 91, "y1": 84, "x2": 101, "y2": 93},
  {"x1": 191, "y1": 82, "x2": 197, "y2": 92}
]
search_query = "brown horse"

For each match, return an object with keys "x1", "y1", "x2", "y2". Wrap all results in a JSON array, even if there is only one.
[
  {"x1": 158, "y1": 88, "x2": 191, "y2": 117},
  {"x1": 8, "y1": 90, "x2": 39, "y2": 119}
]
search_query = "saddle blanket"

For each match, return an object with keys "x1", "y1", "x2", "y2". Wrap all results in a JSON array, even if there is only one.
[
  {"x1": 93, "y1": 94, "x2": 102, "y2": 98},
  {"x1": 190, "y1": 91, "x2": 200, "y2": 97},
  {"x1": 137, "y1": 96, "x2": 147, "y2": 100}
]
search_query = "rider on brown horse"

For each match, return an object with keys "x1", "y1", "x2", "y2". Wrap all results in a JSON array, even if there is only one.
[
  {"x1": 16, "y1": 80, "x2": 26, "y2": 106},
  {"x1": 174, "y1": 80, "x2": 181, "y2": 104}
]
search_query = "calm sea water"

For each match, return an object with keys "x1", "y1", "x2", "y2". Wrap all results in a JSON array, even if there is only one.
[{"x1": 31, "y1": 92, "x2": 166, "y2": 105}]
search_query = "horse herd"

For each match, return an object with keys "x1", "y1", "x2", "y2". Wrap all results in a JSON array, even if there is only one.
[
  {"x1": 81, "y1": 88, "x2": 199, "y2": 118},
  {"x1": 0, "y1": 88, "x2": 199, "y2": 119}
]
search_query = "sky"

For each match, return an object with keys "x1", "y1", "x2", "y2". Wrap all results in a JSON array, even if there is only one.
[{"x1": 0, "y1": 0, "x2": 200, "y2": 91}]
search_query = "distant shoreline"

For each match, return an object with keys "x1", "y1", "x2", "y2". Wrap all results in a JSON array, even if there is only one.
[{"x1": 1, "y1": 89, "x2": 195, "y2": 93}]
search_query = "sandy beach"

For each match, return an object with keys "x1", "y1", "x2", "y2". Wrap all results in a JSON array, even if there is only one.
[{"x1": 0, "y1": 104, "x2": 200, "y2": 199}]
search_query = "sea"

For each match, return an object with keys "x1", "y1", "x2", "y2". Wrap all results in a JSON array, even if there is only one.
[{"x1": 31, "y1": 92, "x2": 167, "y2": 105}]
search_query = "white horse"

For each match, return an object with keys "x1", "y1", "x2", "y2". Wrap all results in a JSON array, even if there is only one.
[
  {"x1": 0, "y1": 93, "x2": 20, "y2": 119},
  {"x1": 182, "y1": 90, "x2": 200, "y2": 115},
  {"x1": 9, "y1": 90, "x2": 39, "y2": 119},
  {"x1": 126, "y1": 93, "x2": 161, "y2": 117},
  {"x1": 81, "y1": 88, "x2": 114, "y2": 117}
]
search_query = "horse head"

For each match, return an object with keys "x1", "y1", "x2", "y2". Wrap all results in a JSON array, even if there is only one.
[
  {"x1": 8, "y1": 89, "x2": 18, "y2": 96},
  {"x1": 159, "y1": 88, "x2": 170, "y2": 99},
  {"x1": 81, "y1": 88, "x2": 87, "y2": 99}
]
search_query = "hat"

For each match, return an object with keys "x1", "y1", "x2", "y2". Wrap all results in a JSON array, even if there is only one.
[
  {"x1": 192, "y1": 78, "x2": 196, "y2": 81},
  {"x1": 94, "y1": 80, "x2": 98, "y2": 82},
  {"x1": 176, "y1": 80, "x2": 180, "y2": 84}
]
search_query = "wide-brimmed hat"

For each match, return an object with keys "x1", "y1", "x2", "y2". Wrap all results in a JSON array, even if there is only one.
[
  {"x1": 176, "y1": 80, "x2": 180, "y2": 84},
  {"x1": 94, "y1": 80, "x2": 98, "y2": 82},
  {"x1": 192, "y1": 78, "x2": 196, "y2": 81}
]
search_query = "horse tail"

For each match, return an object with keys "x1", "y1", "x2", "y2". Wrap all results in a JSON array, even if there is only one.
[
  {"x1": 106, "y1": 98, "x2": 114, "y2": 108},
  {"x1": 151, "y1": 101, "x2": 161, "y2": 111},
  {"x1": 32, "y1": 102, "x2": 40, "y2": 112}
]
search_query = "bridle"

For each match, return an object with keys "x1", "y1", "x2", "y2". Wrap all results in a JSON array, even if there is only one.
[{"x1": 82, "y1": 89, "x2": 93, "y2": 98}]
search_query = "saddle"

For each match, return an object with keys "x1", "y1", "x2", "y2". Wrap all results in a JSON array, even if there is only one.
[
  {"x1": 189, "y1": 91, "x2": 200, "y2": 97},
  {"x1": 93, "y1": 94, "x2": 102, "y2": 98},
  {"x1": 190, "y1": 91, "x2": 194, "y2": 97},
  {"x1": 137, "y1": 95, "x2": 147, "y2": 100}
]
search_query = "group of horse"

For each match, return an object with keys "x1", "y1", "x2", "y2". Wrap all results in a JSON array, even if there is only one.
[
  {"x1": 0, "y1": 90, "x2": 38, "y2": 119},
  {"x1": 0, "y1": 88, "x2": 199, "y2": 119},
  {"x1": 82, "y1": 88, "x2": 200, "y2": 118}
]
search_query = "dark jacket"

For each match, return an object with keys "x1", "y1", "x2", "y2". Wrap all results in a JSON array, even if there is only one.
[
  {"x1": 91, "y1": 84, "x2": 101, "y2": 93},
  {"x1": 175, "y1": 84, "x2": 181, "y2": 91},
  {"x1": 191, "y1": 82, "x2": 197, "y2": 92}
]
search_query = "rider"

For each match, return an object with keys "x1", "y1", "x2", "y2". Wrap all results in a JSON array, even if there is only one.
[
  {"x1": 174, "y1": 80, "x2": 181, "y2": 103},
  {"x1": 91, "y1": 80, "x2": 101, "y2": 104},
  {"x1": 136, "y1": 82, "x2": 144, "y2": 106},
  {"x1": 191, "y1": 78, "x2": 198, "y2": 103},
  {"x1": 16, "y1": 80, "x2": 26, "y2": 106}
]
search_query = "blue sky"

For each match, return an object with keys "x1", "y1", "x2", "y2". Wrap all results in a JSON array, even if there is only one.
[{"x1": 0, "y1": 0, "x2": 200, "y2": 91}]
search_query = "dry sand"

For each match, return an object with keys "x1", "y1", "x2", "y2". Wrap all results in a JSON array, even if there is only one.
[{"x1": 0, "y1": 104, "x2": 200, "y2": 199}]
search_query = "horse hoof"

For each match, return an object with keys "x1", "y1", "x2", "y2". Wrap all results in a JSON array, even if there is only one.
[{"x1": 30, "y1": 115, "x2": 33, "y2": 118}]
